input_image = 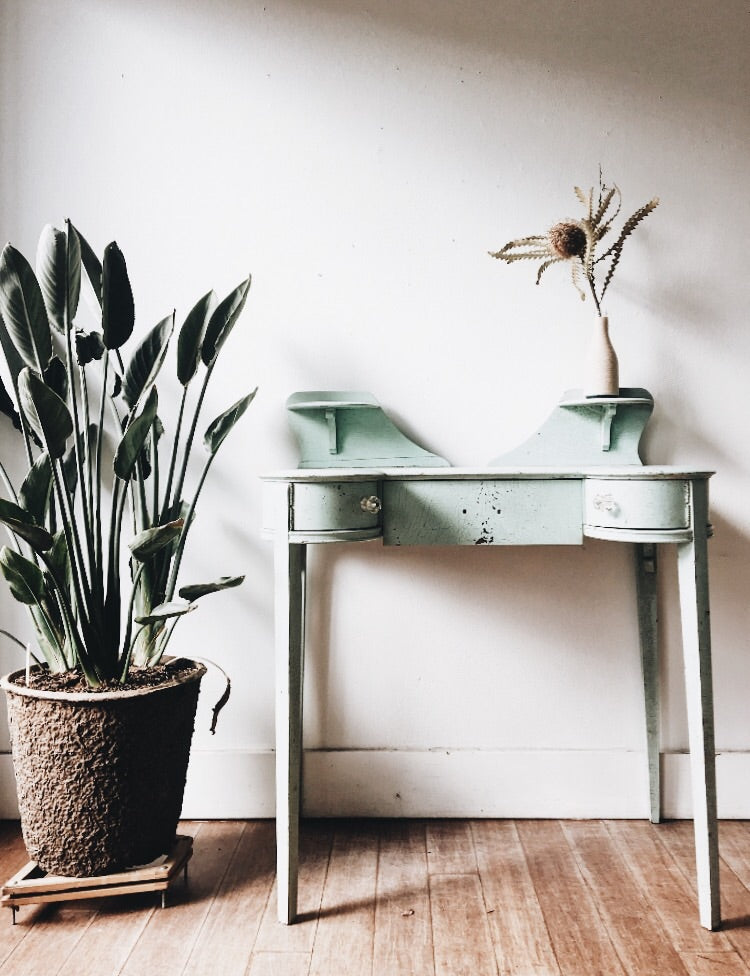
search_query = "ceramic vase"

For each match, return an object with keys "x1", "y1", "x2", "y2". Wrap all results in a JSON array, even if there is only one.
[{"x1": 585, "y1": 314, "x2": 619, "y2": 397}]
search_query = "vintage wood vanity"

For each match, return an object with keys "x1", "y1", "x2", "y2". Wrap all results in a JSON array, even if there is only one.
[{"x1": 262, "y1": 389, "x2": 719, "y2": 929}]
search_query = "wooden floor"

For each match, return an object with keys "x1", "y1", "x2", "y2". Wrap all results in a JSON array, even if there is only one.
[{"x1": 0, "y1": 819, "x2": 749, "y2": 975}]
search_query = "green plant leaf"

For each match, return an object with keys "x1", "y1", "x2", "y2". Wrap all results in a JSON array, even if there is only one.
[
  {"x1": 133, "y1": 429, "x2": 152, "y2": 482},
  {"x1": 113, "y1": 386, "x2": 158, "y2": 480},
  {"x1": 19, "y1": 451, "x2": 52, "y2": 523},
  {"x1": 0, "y1": 368, "x2": 21, "y2": 431},
  {"x1": 62, "y1": 439, "x2": 79, "y2": 496},
  {"x1": 203, "y1": 389, "x2": 257, "y2": 456},
  {"x1": 18, "y1": 367, "x2": 73, "y2": 459},
  {"x1": 135, "y1": 600, "x2": 195, "y2": 624},
  {"x1": 101, "y1": 241, "x2": 134, "y2": 350},
  {"x1": 177, "y1": 290, "x2": 217, "y2": 386},
  {"x1": 0, "y1": 545, "x2": 45, "y2": 603},
  {"x1": 128, "y1": 518, "x2": 184, "y2": 560},
  {"x1": 35, "y1": 224, "x2": 81, "y2": 332},
  {"x1": 43, "y1": 356, "x2": 68, "y2": 403},
  {"x1": 121, "y1": 313, "x2": 173, "y2": 409},
  {"x1": 0, "y1": 306, "x2": 29, "y2": 401},
  {"x1": 72, "y1": 225, "x2": 102, "y2": 308},
  {"x1": 0, "y1": 498, "x2": 53, "y2": 552},
  {"x1": 201, "y1": 276, "x2": 251, "y2": 367},
  {"x1": 0, "y1": 243, "x2": 53, "y2": 370},
  {"x1": 47, "y1": 529, "x2": 70, "y2": 582},
  {"x1": 28, "y1": 604, "x2": 67, "y2": 671},
  {"x1": 178, "y1": 575, "x2": 244, "y2": 601},
  {"x1": 74, "y1": 329, "x2": 105, "y2": 366}
]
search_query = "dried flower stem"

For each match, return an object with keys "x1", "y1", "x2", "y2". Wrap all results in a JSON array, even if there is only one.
[{"x1": 490, "y1": 173, "x2": 658, "y2": 319}]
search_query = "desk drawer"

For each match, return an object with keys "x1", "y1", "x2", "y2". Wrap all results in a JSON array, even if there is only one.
[
  {"x1": 291, "y1": 481, "x2": 382, "y2": 531},
  {"x1": 584, "y1": 478, "x2": 689, "y2": 530},
  {"x1": 383, "y1": 480, "x2": 583, "y2": 546}
]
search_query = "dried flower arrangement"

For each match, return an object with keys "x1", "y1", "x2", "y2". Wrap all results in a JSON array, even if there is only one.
[{"x1": 489, "y1": 175, "x2": 659, "y2": 316}]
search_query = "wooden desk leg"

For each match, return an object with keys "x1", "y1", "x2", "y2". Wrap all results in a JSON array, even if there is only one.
[
  {"x1": 274, "y1": 536, "x2": 307, "y2": 925},
  {"x1": 677, "y1": 480, "x2": 720, "y2": 930},
  {"x1": 635, "y1": 542, "x2": 660, "y2": 823}
]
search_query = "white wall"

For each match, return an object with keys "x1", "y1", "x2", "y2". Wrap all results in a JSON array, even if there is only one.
[{"x1": 0, "y1": 0, "x2": 749, "y2": 818}]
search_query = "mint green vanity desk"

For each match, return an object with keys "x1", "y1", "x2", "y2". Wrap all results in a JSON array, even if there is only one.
[{"x1": 262, "y1": 390, "x2": 719, "y2": 929}]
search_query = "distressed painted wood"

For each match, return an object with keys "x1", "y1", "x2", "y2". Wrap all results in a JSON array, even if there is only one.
[
  {"x1": 274, "y1": 537, "x2": 306, "y2": 926},
  {"x1": 676, "y1": 478, "x2": 721, "y2": 930},
  {"x1": 289, "y1": 481, "x2": 381, "y2": 533},
  {"x1": 635, "y1": 542, "x2": 661, "y2": 823},
  {"x1": 286, "y1": 391, "x2": 449, "y2": 468},
  {"x1": 266, "y1": 481, "x2": 308, "y2": 925},
  {"x1": 262, "y1": 391, "x2": 719, "y2": 929},
  {"x1": 383, "y1": 478, "x2": 582, "y2": 546},
  {"x1": 490, "y1": 387, "x2": 653, "y2": 465},
  {"x1": 585, "y1": 477, "x2": 689, "y2": 530}
]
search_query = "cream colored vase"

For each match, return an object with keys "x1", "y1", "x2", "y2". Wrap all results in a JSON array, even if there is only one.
[{"x1": 585, "y1": 314, "x2": 619, "y2": 397}]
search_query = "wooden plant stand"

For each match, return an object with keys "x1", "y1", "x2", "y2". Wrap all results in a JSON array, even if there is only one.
[{"x1": 1, "y1": 834, "x2": 193, "y2": 924}]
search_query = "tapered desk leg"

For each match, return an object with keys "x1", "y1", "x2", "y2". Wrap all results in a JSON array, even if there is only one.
[
  {"x1": 677, "y1": 479, "x2": 720, "y2": 930},
  {"x1": 274, "y1": 535, "x2": 307, "y2": 925},
  {"x1": 635, "y1": 543, "x2": 660, "y2": 823}
]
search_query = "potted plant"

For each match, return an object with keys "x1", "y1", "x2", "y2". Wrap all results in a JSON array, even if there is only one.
[
  {"x1": 0, "y1": 220, "x2": 254, "y2": 877},
  {"x1": 489, "y1": 173, "x2": 659, "y2": 396}
]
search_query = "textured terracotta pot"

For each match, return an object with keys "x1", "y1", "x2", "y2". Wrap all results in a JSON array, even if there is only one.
[{"x1": 1, "y1": 660, "x2": 205, "y2": 877}]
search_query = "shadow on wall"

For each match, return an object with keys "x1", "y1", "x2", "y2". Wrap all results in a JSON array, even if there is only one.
[
  {"x1": 119, "y1": 0, "x2": 748, "y2": 114},
  {"x1": 301, "y1": 504, "x2": 750, "y2": 752},
  {"x1": 302, "y1": 537, "x2": 641, "y2": 742}
]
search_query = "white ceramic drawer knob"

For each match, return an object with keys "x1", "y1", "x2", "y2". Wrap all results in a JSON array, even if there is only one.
[
  {"x1": 360, "y1": 495, "x2": 382, "y2": 515},
  {"x1": 593, "y1": 493, "x2": 619, "y2": 514}
]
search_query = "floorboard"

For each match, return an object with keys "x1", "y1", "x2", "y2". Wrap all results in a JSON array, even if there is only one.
[
  {"x1": 307, "y1": 820, "x2": 378, "y2": 976},
  {"x1": 517, "y1": 819, "x2": 627, "y2": 976},
  {"x1": 373, "y1": 820, "x2": 434, "y2": 976},
  {"x1": 0, "y1": 818, "x2": 744, "y2": 976},
  {"x1": 471, "y1": 819, "x2": 560, "y2": 976},
  {"x1": 562, "y1": 820, "x2": 689, "y2": 976}
]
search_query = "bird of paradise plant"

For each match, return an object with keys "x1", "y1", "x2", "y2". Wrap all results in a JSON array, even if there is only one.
[
  {"x1": 0, "y1": 221, "x2": 254, "y2": 689},
  {"x1": 489, "y1": 174, "x2": 659, "y2": 315}
]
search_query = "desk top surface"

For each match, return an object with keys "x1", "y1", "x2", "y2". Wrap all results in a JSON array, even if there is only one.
[{"x1": 262, "y1": 465, "x2": 714, "y2": 483}]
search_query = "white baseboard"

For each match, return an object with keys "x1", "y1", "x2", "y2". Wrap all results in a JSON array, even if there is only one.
[{"x1": 1, "y1": 749, "x2": 747, "y2": 820}]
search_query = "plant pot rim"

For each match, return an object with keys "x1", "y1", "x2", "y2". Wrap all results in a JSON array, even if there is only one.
[{"x1": 0, "y1": 657, "x2": 206, "y2": 704}]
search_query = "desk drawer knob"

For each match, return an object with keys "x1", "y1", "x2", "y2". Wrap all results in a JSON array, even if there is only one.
[
  {"x1": 593, "y1": 493, "x2": 619, "y2": 514},
  {"x1": 360, "y1": 495, "x2": 382, "y2": 515}
]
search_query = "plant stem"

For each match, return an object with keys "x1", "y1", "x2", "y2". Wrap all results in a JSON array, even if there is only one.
[
  {"x1": 160, "y1": 385, "x2": 188, "y2": 522},
  {"x1": 66, "y1": 315, "x2": 98, "y2": 607},
  {"x1": 151, "y1": 420, "x2": 160, "y2": 528},
  {"x1": 95, "y1": 354, "x2": 109, "y2": 577},
  {"x1": 171, "y1": 361, "x2": 215, "y2": 513},
  {"x1": 586, "y1": 272, "x2": 602, "y2": 316},
  {"x1": 0, "y1": 462, "x2": 24, "y2": 552},
  {"x1": 38, "y1": 546, "x2": 99, "y2": 683},
  {"x1": 164, "y1": 449, "x2": 216, "y2": 602},
  {"x1": 119, "y1": 561, "x2": 145, "y2": 680},
  {"x1": 0, "y1": 460, "x2": 18, "y2": 503}
]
